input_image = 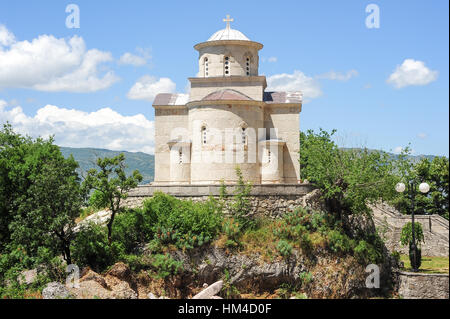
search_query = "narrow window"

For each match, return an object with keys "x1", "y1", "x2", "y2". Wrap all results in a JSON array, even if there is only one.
[
  {"x1": 224, "y1": 56, "x2": 230, "y2": 76},
  {"x1": 178, "y1": 150, "x2": 183, "y2": 164},
  {"x1": 202, "y1": 127, "x2": 207, "y2": 144},
  {"x1": 204, "y1": 57, "x2": 209, "y2": 77},
  {"x1": 246, "y1": 57, "x2": 251, "y2": 76},
  {"x1": 241, "y1": 127, "x2": 247, "y2": 145},
  {"x1": 267, "y1": 149, "x2": 272, "y2": 163}
]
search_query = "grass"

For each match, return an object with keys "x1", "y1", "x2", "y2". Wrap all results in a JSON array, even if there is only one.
[{"x1": 400, "y1": 255, "x2": 449, "y2": 274}]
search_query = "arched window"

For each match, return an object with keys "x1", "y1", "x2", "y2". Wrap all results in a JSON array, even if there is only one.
[
  {"x1": 245, "y1": 56, "x2": 251, "y2": 76},
  {"x1": 224, "y1": 56, "x2": 231, "y2": 76},
  {"x1": 241, "y1": 127, "x2": 247, "y2": 145},
  {"x1": 202, "y1": 126, "x2": 207, "y2": 145},
  {"x1": 178, "y1": 149, "x2": 183, "y2": 164},
  {"x1": 204, "y1": 57, "x2": 209, "y2": 77}
]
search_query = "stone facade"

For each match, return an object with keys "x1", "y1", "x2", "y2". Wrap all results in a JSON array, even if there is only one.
[
  {"x1": 395, "y1": 271, "x2": 449, "y2": 299},
  {"x1": 371, "y1": 202, "x2": 449, "y2": 257},
  {"x1": 152, "y1": 18, "x2": 302, "y2": 186}
]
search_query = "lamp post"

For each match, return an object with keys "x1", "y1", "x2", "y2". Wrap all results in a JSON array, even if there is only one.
[{"x1": 395, "y1": 181, "x2": 430, "y2": 272}]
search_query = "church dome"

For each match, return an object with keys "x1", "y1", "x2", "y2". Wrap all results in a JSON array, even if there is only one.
[{"x1": 207, "y1": 27, "x2": 250, "y2": 41}]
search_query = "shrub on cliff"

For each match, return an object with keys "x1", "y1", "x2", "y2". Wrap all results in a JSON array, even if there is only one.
[
  {"x1": 71, "y1": 223, "x2": 123, "y2": 272},
  {"x1": 112, "y1": 208, "x2": 155, "y2": 253},
  {"x1": 142, "y1": 192, "x2": 223, "y2": 250}
]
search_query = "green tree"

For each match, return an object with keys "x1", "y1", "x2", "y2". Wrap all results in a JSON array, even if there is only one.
[
  {"x1": 82, "y1": 154, "x2": 143, "y2": 244},
  {"x1": 9, "y1": 154, "x2": 82, "y2": 265},
  {"x1": 300, "y1": 129, "x2": 396, "y2": 217},
  {"x1": 0, "y1": 123, "x2": 82, "y2": 265},
  {"x1": 400, "y1": 222, "x2": 425, "y2": 270},
  {"x1": 391, "y1": 154, "x2": 449, "y2": 219}
]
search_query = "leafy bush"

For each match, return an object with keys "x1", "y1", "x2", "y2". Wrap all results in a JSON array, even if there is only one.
[
  {"x1": 299, "y1": 232, "x2": 313, "y2": 255},
  {"x1": 121, "y1": 254, "x2": 153, "y2": 272},
  {"x1": 112, "y1": 208, "x2": 155, "y2": 253},
  {"x1": 299, "y1": 271, "x2": 314, "y2": 285},
  {"x1": 224, "y1": 167, "x2": 255, "y2": 231},
  {"x1": 326, "y1": 229, "x2": 352, "y2": 254},
  {"x1": 222, "y1": 218, "x2": 241, "y2": 248},
  {"x1": 143, "y1": 192, "x2": 223, "y2": 250},
  {"x1": 354, "y1": 240, "x2": 381, "y2": 264},
  {"x1": 71, "y1": 223, "x2": 123, "y2": 272},
  {"x1": 276, "y1": 240, "x2": 293, "y2": 258},
  {"x1": 151, "y1": 254, "x2": 183, "y2": 279}
]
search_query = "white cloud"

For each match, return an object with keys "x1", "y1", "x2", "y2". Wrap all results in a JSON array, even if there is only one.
[
  {"x1": 261, "y1": 56, "x2": 278, "y2": 63},
  {"x1": 393, "y1": 146, "x2": 404, "y2": 154},
  {"x1": 387, "y1": 59, "x2": 438, "y2": 89},
  {"x1": 127, "y1": 75, "x2": 176, "y2": 102},
  {"x1": 266, "y1": 70, "x2": 322, "y2": 102},
  {"x1": 417, "y1": 132, "x2": 427, "y2": 139},
  {"x1": 317, "y1": 70, "x2": 358, "y2": 81},
  {"x1": 119, "y1": 53, "x2": 147, "y2": 66},
  {"x1": 119, "y1": 48, "x2": 151, "y2": 66},
  {"x1": 0, "y1": 25, "x2": 118, "y2": 92},
  {"x1": 0, "y1": 25, "x2": 15, "y2": 47},
  {"x1": 0, "y1": 100, "x2": 154, "y2": 154}
]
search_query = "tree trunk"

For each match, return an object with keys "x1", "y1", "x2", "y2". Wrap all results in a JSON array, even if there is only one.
[
  {"x1": 107, "y1": 211, "x2": 116, "y2": 245},
  {"x1": 64, "y1": 244, "x2": 72, "y2": 266}
]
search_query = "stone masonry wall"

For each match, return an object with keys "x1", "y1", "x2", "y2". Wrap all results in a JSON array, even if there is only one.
[
  {"x1": 122, "y1": 184, "x2": 321, "y2": 219},
  {"x1": 396, "y1": 271, "x2": 449, "y2": 299}
]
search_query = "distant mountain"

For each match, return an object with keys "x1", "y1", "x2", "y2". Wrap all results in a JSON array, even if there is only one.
[
  {"x1": 340, "y1": 148, "x2": 438, "y2": 163},
  {"x1": 60, "y1": 147, "x2": 154, "y2": 184},
  {"x1": 59, "y1": 146, "x2": 442, "y2": 186}
]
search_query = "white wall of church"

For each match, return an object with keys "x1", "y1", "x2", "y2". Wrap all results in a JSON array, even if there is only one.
[
  {"x1": 153, "y1": 107, "x2": 189, "y2": 184},
  {"x1": 264, "y1": 106, "x2": 301, "y2": 183},
  {"x1": 188, "y1": 103, "x2": 264, "y2": 184}
]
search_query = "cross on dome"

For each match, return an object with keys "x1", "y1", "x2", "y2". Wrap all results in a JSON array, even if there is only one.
[{"x1": 223, "y1": 14, "x2": 233, "y2": 30}]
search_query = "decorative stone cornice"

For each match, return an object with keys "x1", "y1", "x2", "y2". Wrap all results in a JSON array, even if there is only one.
[{"x1": 194, "y1": 40, "x2": 263, "y2": 51}]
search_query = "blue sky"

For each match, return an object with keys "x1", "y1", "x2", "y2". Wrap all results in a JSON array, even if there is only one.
[{"x1": 0, "y1": 0, "x2": 448, "y2": 156}]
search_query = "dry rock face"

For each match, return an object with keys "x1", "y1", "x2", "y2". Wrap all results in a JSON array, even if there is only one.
[
  {"x1": 42, "y1": 282, "x2": 72, "y2": 299},
  {"x1": 168, "y1": 246, "x2": 386, "y2": 299},
  {"x1": 68, "y1": 262, "x2": 138, "y2": 299},
  {"x1": 74, "y1": 210, "x2": 111, "y2": 232}
]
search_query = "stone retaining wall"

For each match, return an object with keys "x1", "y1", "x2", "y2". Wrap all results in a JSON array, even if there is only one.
[
  {"x1": 396, "y1": 271, "x2": 449, "y2": 299},
  {"x1": 123, "y1": 183, "x2": 321, "y2": 218}
]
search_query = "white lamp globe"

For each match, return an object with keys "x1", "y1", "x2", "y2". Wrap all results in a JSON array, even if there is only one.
[
  {"x1": 395, "y1": 182, "x2": 406, "y2": 193},
  {"x1": 419, "y1": 182, "x2": 430, "y2": 193}
]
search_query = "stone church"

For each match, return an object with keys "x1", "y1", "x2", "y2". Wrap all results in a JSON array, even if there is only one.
[{"x1": 152, "y1": 16, "x2": 303, "y2": 185}]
